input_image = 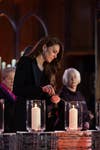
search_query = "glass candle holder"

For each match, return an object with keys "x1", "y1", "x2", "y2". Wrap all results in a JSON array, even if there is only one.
[
  {"x1": 65, "y1": 101, "x2": 83, "y2": 131},
  {"x1": 26, "y1": 100, "x2": 46, "y2": 132},
  {"x1": 96, "y1": 101, "x2": 100, "y2": 130},
  {"x1": 0, "y1": 99, "x2": 4, "y2": 133}
]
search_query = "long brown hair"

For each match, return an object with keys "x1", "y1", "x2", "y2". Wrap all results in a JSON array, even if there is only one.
[{"x1": 27, "y1": 36, "x2": 64, "y2": 86}]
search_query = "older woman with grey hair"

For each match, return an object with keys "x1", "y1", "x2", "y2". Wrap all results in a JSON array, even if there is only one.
[
  {"x1": 62, "y1": 68, "x2": 81, "y2": 92},
  {"x1": 0, "y1": 67, "x2": 16, "y2": 132},
  {"x1": 58, "y1": 68, "x2": 91, "y2": 130}
]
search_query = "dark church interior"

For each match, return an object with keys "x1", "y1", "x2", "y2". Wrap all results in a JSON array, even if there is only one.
[{"x1": 0, "y1": 0, "x2": 100, "y2": 149}]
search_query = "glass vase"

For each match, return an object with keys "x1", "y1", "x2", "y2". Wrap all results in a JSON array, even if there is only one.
[
  {"x1": 26, "y1": 100, "x2": 46, "y2": 132},
  {"x1": 65, "y1": 101, "x2": 83, "y2": 131}
]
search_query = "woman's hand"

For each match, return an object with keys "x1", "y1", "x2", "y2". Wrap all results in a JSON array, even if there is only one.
[
  {"x1": 83, "y1": 122, "x2": 90, "y2": 130},
  {"x1": 42, "y1": 84, "x2": 55, "y2": 96},
  {"x1": 51, "y1": 95, "x2": 61, "y2": 104}
]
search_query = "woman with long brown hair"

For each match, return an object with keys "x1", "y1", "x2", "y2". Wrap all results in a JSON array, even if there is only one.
[{"x1": 13, "y1": 36, "x2": 64, "y2": 131}]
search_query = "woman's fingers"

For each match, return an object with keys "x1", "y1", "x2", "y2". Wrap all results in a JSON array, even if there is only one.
[{"x1": 42, "y1": 85, "x2": 55, "y2": 96}]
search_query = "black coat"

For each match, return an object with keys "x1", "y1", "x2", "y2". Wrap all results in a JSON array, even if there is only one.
[
  {"x1": 13, "y1": 56, "x2": 49, "y2": 99},
  {"x1": 13, "y1": 56, "x2": 55, "y2": 131}
]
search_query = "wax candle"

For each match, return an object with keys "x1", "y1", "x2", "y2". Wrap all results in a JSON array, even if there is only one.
[
  {"x1": 20, "y1": 51, "x2": 24, "y2": 56},
  {"x1": 1, "y1": 61, "x2": 6, "y2": 70},
  {"x1": 7, "y1": 64, "x2": 11, "y2": 68},
  {"x1": 11, "y1": 59, "x2": 16, "y2": 68},
  {"x1": 31, "y1": 103, "x2": 41, "y2": 131},
  {"x1": 69, "y1": 105, "x2": 78, "y2": 130}
]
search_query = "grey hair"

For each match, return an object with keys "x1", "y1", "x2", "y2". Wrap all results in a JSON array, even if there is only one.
[
  {"x1": 62, "y1": 68, "x2": 81, "y2": 85},
  {"x1": 1, "y1": 67, "x2": 16, "y2": 81}
]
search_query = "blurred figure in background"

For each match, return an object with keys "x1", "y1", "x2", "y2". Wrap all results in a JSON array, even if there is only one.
[
  {"x1": 59, "y1": 68, "x2": 94, "y2": 130},
  {"x1": 0, "y1": 67, "x2": 16, "y2": 132}
]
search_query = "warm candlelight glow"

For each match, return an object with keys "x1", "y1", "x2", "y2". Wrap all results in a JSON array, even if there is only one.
[{"x1": 34, "y1": 103, "x2": 37, "y2": 107}]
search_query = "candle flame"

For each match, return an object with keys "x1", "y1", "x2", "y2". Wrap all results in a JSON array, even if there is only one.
[{"x1": 34, "y1": 103, "x2": 37, "y2": 107}]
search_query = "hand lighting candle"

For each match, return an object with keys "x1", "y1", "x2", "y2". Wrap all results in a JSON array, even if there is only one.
[
  {"x1": 31, "y1": 103, "x2": 41, "y2": 131},
  {"x1": 69, "y1": 105, "x2": 78, "y2": 130}
]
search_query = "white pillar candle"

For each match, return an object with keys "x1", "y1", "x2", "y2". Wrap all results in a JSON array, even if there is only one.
[
  {"x1": 11, "y1": 59, "x2": 16, "y2": 68},
  {"x1": 69, "y1": 105, "x2": 78, "y2": 130},
  {"x1": 31, "y1": 103, "x2": 41, "y2": 131},
  {"x1": 20, "y1": 51, "x2": 24, "y2": 56},
  {"x1": 1, "y1": 61, "x2": 6, "y2": 70},
  {"x1": 7, "y1": 64, "x2": 12, "y2": 68}
]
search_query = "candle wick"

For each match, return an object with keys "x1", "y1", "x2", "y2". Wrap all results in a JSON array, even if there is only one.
[{"x1": 35, "y1": 103, "x2": 37, "y2": 107}]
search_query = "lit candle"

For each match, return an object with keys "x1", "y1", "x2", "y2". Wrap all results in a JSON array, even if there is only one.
[
  {"x1": 69, "y1": 105, "x2": 78, "y2": 130},
  {"x1": 31, "y1": 103, "x2": 41, "y2": 131},
  {"x1": 1, "y1": 61, "x2": 6, "y2": 70},
  {"x1": 11, "y1": 59, "x2": 16, "y2": 68},
  {"x1": 7, "y1": 64, "x2": 12, "y2": 68},
  {"x1": 20, "y1": 51, "x2": 24, "y2": 56}
]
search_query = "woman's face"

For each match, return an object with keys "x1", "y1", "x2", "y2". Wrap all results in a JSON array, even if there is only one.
[
  {"x1": 3, "y1": 71, "x2": 15, "y2": 91},
  {"x1": 43, "y1": 44, "x2": 60, "y2": 63},
  {"x1": 67, "y1": 72, "x2": 79, "y2": 90}
]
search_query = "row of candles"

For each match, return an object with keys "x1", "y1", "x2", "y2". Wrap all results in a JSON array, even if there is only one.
[
  {"x1": 29, "y1": 101, "x2": 79, "y2": 131},
  {"x1": 0, "y1": 99, "x2": 79, "y2": 133},
  {"x1": 0, "y1": 51, "x2": 25, "y2": 70},
  {"x1": 0, "y1": 57, "x2": 16, "y2": 70}
]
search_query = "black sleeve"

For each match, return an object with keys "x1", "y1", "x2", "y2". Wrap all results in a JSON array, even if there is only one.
[{"x1": 13, "y1": 56, "x2": 49, "y2": 100}]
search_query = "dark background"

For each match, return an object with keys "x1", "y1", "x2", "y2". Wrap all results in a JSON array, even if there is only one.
[{"x1": 0, "y1": 0, "x2": 99, "y2": 115}]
